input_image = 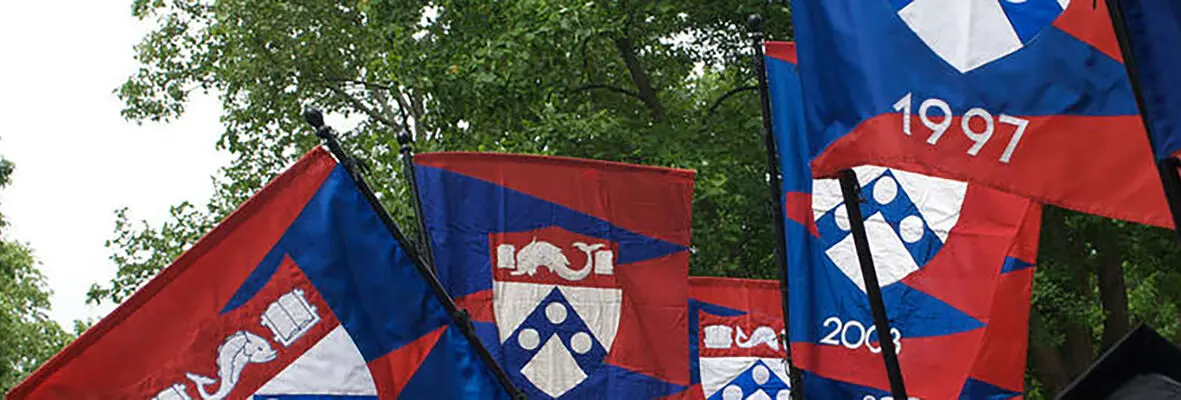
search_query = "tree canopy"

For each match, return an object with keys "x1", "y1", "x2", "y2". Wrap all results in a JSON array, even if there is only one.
[
  {"x1": 86, "y1": 1, "x2": 1181, "y2": 398},
  {"x1": 0, "y1": 153, "x2": 72, "y2": 393}
]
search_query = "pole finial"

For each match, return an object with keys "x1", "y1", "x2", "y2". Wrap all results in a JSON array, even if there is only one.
[
  {"x1": 302, "y1": 108, "x2": 325, "y2": 129},
  {"x1": 748, "y1": 14, "x2": 765, "y2": 34}
]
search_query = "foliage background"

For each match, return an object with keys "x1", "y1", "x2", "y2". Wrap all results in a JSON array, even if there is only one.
[
  {"x1": 1, "y1": 0, "x2": 1169, "y2": 397},
  {"x1": 0, "y1": 153, "x2": 74, "y2": 393}
]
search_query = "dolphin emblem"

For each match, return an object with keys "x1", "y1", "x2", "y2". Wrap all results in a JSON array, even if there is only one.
[
  {"x1": 511, "y1": 240, "x2": 601, "y2": 281},
  {"x1": 735, "y1": 326, "x2": 780, "y2": 351},
  {"x1": 185, "y1": 331, "x2": 277, "y2": 400}
]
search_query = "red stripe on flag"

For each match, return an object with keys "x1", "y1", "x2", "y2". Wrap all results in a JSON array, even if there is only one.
[
  {"x1": 688, "y1": 277, "x2": 782, "y2": 318},
  {"x1": 454, "y1": 289, "x2": 495, "y2": 324},
  {"x1": 965, "y1": 267, "x2": 1035, "y2": 393},
  {"x1": 811, "y1": 113, "x2": 1170, "y2": 228},
  {"x1": 765, "y1": 41, "x2": 797, "y2": 64},
  {"x1": 1054, "y1": 0, "x2": 1124, "y2": 62},
  {"x1": 605, "y1": 251, "x2": 691, "y2": 386},
  {"x1": 784, "y1": 192, "x2": 819, "y2": 237},
  {"x1": 367, "y1": 325, "x2": 448, "y2": 400},
  {"x1": 793, "y1": 329, "x2": 987, "y2": 399},
  {"x1": 414, "y1": 152, "x2": 695, "y2": 246},
  {"x1": 9, "y1": 148, "x2": 337, "y2": 399},
  {"x1": 901, "y1": 184, "x2": 1029, "y2": 320}
]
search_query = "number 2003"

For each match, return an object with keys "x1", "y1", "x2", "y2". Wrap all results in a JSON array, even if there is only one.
[{"x1": 819, "y1": 316, "x2": 902, "y2": 355}]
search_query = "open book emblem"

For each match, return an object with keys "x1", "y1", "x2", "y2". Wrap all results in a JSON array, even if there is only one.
[{"x1": 260, "y1": 288, "x2": 321, "y2": 347}]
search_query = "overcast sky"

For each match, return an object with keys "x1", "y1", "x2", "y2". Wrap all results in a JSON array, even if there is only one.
[{"x1": 0, "y1": 1, "x2": 231, "y2": 326}]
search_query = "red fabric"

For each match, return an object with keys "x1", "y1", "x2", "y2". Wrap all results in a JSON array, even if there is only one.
[
  {"x1": 1054, "y1": 0, "x2": 1123, "y2": 62},
  {"x1": 367, "y1": 326, "x2": 447, "y2": 400},
  {"x1": 765, "y1": 41, "x2": 797, "y2": 64},
  {"x1": 604, "y1": 251, "x2": 692, "y2": 385},
  {"x1": 689, "y1": 277, "x2": 782, "y2": 319},
  {"x1": 784, "y1": 192, "x2": 819, "y2": 237},
  {"x1": 417, "y1": 151, "x2": 696, "y2": 390},
  {"x1": 793, "y1": 331, "x2": 987, "y2": 400},
  {"x1": 414, "y1": 152, "x2": 695, "y2": 246},
  {"x1": 812, "y1": 113, "x2": 1170, "y2": 228},
  {"x1": 966, "y1": 202, "x2": 1043, "y2": 392},
  {"x1": 900, "y1": 185, "x2": 1031, "y2": 321},
  {"x1": 8, "y1": 148, "x2": 337, "y2": 399}
]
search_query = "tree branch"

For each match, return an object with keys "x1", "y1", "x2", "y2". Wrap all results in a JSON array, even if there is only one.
[
  {"x1": 327, "y1": 86, "x2": 400, "y2": 129},
  {"x1": 613, "y1": 37, "x2": 665, "y2": 121},
  {"x1": 313, "y1": 77, "x2": 424, "y2": 129},
  {"x1": 708, "y1": 85, "x2": 758, "y2": 116},
  {"x1": 570, "y1": 83, "x2": 645, "y2": 103}
]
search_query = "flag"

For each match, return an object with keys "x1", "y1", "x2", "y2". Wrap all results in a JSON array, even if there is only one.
[
  {"x1": 687, "y1": 277, "x2": 791, "y2": 400},
  {"x1": 7, "y1": 147, "x2": 509, "y2": 400},
  {"x1": 767, "y1": 41, "x2": 1043, "y2": 399},
  {"x1": 1109, "y1": 0, "x2": 1181, "y2": 161},
  {"x1": 789, "y1": 0, "x2": 1170, "y2": 228},
  {"x1": 414, "y1": 152, "x2": 695, "y2": 399}
]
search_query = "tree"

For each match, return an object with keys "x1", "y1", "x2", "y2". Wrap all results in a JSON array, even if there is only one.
[
  {"x1": 100, "y1": 1, "x2": 1181, "y2": 398},
  {"x1": 0, "y1": 154, "x2": 72, "y2": 393},
  {"x1": 95, "y1": 0, "x2": 793, "y2": 304},
  {"x1": 1027, "y1": 207, "x2": 1181, "y2": 396}
]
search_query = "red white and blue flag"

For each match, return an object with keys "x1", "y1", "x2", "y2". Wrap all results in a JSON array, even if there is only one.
[
  {"x1": 414, "y1": 152, "x2": 695, "y2": 399},
  {"x1": 767, "y1": 41, "x2": 1043, "y2": 399},
  {"x1": 688, "y1": 278, "x2": 791, "y2": 400},
  {"x1": 7, "y1": 147, "x2": 510, "y2": 400},
  {"x1": 790, "y1": 0, "x2": 1170, "y2": 227}
]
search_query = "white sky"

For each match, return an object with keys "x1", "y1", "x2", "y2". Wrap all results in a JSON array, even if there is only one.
[{"x1": 0, "y1": 1, "x2": 231, "y2": 327}]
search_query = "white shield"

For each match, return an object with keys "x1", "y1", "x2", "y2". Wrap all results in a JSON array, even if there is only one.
[
  {"x1": 895, "y1": 0, "x2": 1070, "y2": 73},
  {"x1": 492, "y1": 235, "x2": 623, "y2": 398},
  {"x1": 813, "y1": 166, "x2": 968, "y2": 292}
]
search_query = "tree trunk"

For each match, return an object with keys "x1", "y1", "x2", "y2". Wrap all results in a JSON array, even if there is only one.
[
  {"x1": 1029, "y1": 309, "x2": 1071, "y2": 394},
  {"x1": 1061, "y1": 260, "x2": 1096, "y2": 378},
  {"x1": 1095, "y1": 232, "x2": 1130, "y2": 351}
]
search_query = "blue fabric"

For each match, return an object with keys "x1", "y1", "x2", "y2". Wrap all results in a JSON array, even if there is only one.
[
  {"x1": 1116, "y1": 0, "x2": 1181, "y2": 160},
  {"x1": 400, "y1": 326, "x2": 512, "y2": 400},
  {"x1": 687, "y1": 299, "x2": 746, "y2": 385},
  {"x1": 414, "y1": 165, "x2": 688, "y2": 299},
  {"x1": 1000, "y1": 256, "x2": 1035, "y2": 274},
  {"x1": 254, "y1": 396, "x2": 378, "y2": 400},
  {"x1": 767, "y1": 54, "x2": 983, "y2": 347},
  {"x1": 224, "y1": 166, "x2": 509, "y2": 398},
  {"x1": 958, "y1": 378, "x2": 1022, "y2": 399},
  {"x1": 791, "y1": 0, "x2": 1134, "y2": 163}
]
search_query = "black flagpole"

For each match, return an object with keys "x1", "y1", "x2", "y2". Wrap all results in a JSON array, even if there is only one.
[
  {"x1": 749, "y1": 13, "x2": 806, "y2": 399},
  {"x1": 303, "y1": 109, "x2": 524, "y2": 399},
  {"x1": 1105, "y1": 0, "x2": 1181, "y2": 244},
  {"x1": 397, "y1": 131, "x2": 438, "y2": 271},
  {"x1": 837, "y1": 170, "x2": 908, "y2": 398}
]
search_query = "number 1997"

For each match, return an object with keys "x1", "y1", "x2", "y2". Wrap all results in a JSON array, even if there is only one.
[{"x1": 893, "y1": 92, "x2": 1030, "y2": 164}]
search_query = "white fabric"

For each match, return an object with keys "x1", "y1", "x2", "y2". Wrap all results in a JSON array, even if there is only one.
[
  {"x1": 520, "y1": 335, "x2": 587, "y2": 398},
  {"x1": 253, "y1": 325, "x2": 377, "y2": 396},
  {"x1": 559, "y1": 285, "x2": 622, "y2": 352},
  {"x1": 890, "y1": 168, "x2": 967, "y2": 243},
  {"x1": 494, "y1": 282, "x2": 622, "y2": 352},
  {"x1": 700, "y1": 357, "x2": 792, "y2": 398},
  {"x1": 494, "y1": 281, "x2": 554, "y2": 343},
  {"x1": 826, "y1": 213, "x2": 921, "y2": 292},
  {"x1": 899, "y1": 0, "x2": 1025, "y2": 73}
]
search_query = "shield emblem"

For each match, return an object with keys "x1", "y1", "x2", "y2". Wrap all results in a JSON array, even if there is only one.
[
  {"x1": 696, "y1": 311, "x2": 791, "y2": 400},
  {"x1": 893, "y1": 0, "x2": 1070, "y2": 72},
  {"x1": 491, "y1": 227, "x2": 624, "y2": 398},
  {"x1": 813, "y1": 167, "x2": 967, "y2": 292}
]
